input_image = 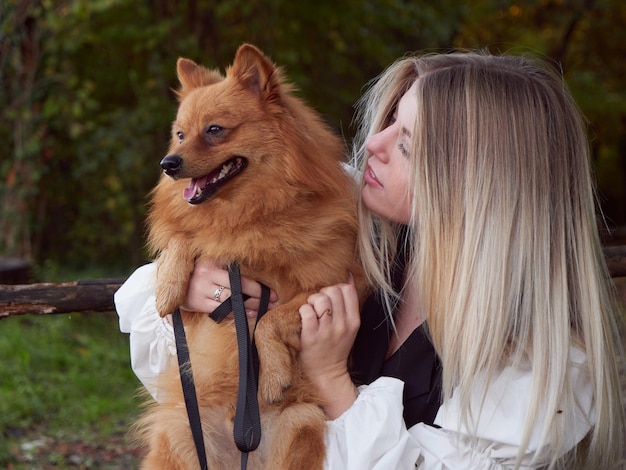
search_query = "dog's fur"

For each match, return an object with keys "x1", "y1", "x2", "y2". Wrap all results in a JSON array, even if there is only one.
[{"x1": 136, "y1": 44, "x2": 365, "y2": 469}]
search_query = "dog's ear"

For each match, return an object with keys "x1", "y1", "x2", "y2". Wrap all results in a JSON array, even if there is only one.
[
  {"x1": 176, "y1": 58, "x2": 224, "y2": 97},
  {"x1": 229, "y1": 43, "x2": 282, "y2": 101}
]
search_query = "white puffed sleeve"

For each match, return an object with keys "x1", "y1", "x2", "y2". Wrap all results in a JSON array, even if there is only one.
[
  {"x1": 413, "y1": 347, "x2": 594, "y2": 469},
  {"x1": 324, "y1": 350, "x2": 593, "y2": 469},
  {"x1": 323, "y1": 377, "x2": 534, "y2": 469},
  {"x1": 114, "y1": 263, "x2": 177, "y2": 400},
  {"x1": 324, "y1": 377, "x2": 421, "y2": 469}
]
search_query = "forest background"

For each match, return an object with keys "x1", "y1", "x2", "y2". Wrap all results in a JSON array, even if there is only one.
[
  {"x1": 1, "y1": 0, "x2": 625, "y2": 274},
  {"x1": 1, "y1": 0, "x2": 625, "y2": 468}
]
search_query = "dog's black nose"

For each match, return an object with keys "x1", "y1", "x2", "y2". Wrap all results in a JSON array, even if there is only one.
[{"x1": 160, "y1": 155, "x2": 183, "y2": 176}]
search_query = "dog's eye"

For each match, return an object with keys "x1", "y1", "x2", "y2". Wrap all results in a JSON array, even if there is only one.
[
  {"x1": 176, "y1": 131, "x2": 184, "y2": 143},
  {"x1": 206, "y1": 125, "x2": 224, "y2": 137}
]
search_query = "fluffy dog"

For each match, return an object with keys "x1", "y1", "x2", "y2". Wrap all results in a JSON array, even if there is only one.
[{"x1": 136, "y1": 44, "x2": 365, "y2": 469}]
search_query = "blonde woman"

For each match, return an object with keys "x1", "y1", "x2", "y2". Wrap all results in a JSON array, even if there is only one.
[{"x1": 298, "y1": 52, "x2": 624, "y2": 468}]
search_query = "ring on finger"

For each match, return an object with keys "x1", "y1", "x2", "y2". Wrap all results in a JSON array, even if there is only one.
[
  {"x1": 214, "y1": 285, "x2": 226, "y2": 302},
  {"x1": 317, "y1": 308, "x2": 332, "y2": 319}
]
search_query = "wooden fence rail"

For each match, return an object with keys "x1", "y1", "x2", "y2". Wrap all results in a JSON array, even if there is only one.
[
  {"x1": 1, "y1": 245, "x2": 626, "y2": 320},
  {"x1": 0, "y1": 279, "x2": 124, "y2": 320}
]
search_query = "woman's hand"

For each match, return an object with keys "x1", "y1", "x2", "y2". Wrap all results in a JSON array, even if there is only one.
[
  {"x1": 299, "y1": 275, "x2": 361, "y2": 419},
  {"x1": 181, "y1": 258, "x2": 278, "y2": 317}
]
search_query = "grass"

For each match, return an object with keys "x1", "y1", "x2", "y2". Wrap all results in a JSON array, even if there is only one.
[{"x1": 0, "y1": 265, "x2": 144, "y2": 467}]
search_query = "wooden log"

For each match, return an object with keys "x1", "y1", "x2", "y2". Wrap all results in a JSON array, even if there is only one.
[
  {"x1": 0, "y1": 279, "x2": 124, "y2": 319},
  {"x1": 0, "y1": 245, "x2": 624, "y2": 320}
]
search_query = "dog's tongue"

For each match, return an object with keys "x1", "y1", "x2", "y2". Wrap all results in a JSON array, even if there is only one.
[{"x1": 183, "y1": 176, "x2": 209, "y2": 201}]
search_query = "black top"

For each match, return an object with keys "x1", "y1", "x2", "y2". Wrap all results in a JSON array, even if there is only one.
[{"x1": 349, "y1": 254, "x2": 442, "y2": 428}]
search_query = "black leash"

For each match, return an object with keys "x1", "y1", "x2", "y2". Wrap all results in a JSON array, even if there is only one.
[
  {"x1": 172, "y1": 262, "x2": 270, "y2": 470},
  {"x1": 229, "y1": 263, "x2": 264, "y2": 468},
  {"x1": 172, "y1": 308, "x2": 208, "y2": 470}
]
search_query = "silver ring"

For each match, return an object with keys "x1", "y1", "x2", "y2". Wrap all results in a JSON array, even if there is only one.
[{"x1": 214, "y1": 285, "x2": 225, "y2": 302}]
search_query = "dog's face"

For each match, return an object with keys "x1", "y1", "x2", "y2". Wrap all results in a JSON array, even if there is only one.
[{"x1": 160, "y1": 44, "x2": 292, "y2": 205}]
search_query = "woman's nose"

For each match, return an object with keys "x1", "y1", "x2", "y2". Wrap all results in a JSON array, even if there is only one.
[{"x1": 365, "y1": 129, "x2": 391, "y2": 162}]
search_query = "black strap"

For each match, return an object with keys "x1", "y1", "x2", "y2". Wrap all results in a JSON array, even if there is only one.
[
  {"x1": 172, "y1": 263, "x2": 270, "y2": 470},
  {"x1": 209, "y1": 294, "x2": 251, "y2": 323},
  {"x1": 251, "y1": 283, "x2": 270, "y2": 380},
  {"x1": 229, "y1": 262, "x2": 263, "y2": 458},
  {"x1": 172, "y1": 308, "x2": 208, "y2": 470}
]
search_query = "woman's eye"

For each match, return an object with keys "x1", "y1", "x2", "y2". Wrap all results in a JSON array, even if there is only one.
[
  {"x1": 176, "y1": 131, "x2": 184, "y2": 143},
  {"x1": 398, "y1": 143, "x2": 410, "y2": 157}
]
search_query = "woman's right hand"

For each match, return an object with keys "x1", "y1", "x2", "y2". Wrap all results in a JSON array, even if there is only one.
[
  {"x1": 299, "y1": 275, "x2": 361, "y2": 419},
  {"x1": 181, "y1": 259, "x2": 278, "y2": 317}
]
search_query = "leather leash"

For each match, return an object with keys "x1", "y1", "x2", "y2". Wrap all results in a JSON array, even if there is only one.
[{"x1": 172, "y1": 262, "x2": 270, "y2": 470}]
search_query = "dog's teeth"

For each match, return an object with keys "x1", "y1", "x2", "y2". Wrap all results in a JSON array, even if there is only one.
[{"x1": 218, "y1": 163, "x2": 233, "y2": 179}]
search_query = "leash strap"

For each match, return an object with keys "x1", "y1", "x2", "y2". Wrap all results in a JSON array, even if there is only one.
[
  {"x1": 172, "y1": 308, "x2": 209, "y2": 470},
  {"x1": 229, "y1": 262, "x2": 263, "y2": 456},
  {"x1": 209, "y1": 293, "x2": 251, "y2": 323},
  {"x1": 173, "y1": 264, "x2": 270, "y2": 470},
  {"x1": 251, "y1": 283, "x2": 270, "y2": 381}
]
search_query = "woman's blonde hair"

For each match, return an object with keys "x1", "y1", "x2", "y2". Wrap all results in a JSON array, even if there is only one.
[{"x1": 353, "y1": 51, "x2": 624, "y2": 468}]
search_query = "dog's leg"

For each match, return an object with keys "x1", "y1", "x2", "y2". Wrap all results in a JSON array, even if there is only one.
[
  {"x1": 264, "y1": 402, "x2": 326, "y2": 470},
  {"x1": 254, "y1": 294, "x2": 307, "y2": 404},
  {"x1": 155, "y1": 235, "x2": 195, "y2": 317},
  {"x1": 140, "y1": 431, "x2": 190, "y2": 470}
]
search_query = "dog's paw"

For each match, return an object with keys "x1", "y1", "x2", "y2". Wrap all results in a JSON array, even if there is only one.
[
  {"x1": 254, "y1": 313, "x2": 300, "y2": 403},
  {"x1": 155, "y1": 293, "x2": 179, "y2": 318},
  {"x1": 259, "y1": 367, "x2": 292, "y2": 404}
]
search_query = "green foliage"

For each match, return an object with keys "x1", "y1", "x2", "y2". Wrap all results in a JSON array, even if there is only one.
[
  {"x1": 0, "y1": 312, "x2": 142, "y2": 465},
  {"x1": 0, "y1": 0, "x2": 625, "y2": 272}
]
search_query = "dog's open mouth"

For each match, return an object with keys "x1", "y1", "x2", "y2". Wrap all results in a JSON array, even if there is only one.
[{"x1": 183, "y1": 157, "x2": 248, "y2": 204}]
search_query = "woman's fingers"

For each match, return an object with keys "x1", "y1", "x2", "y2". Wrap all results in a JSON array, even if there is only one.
[
  {"x1": 306, "y1": 292, "x2": 335, "y2": 320},
  {"x1": 240, "y1": 275, "x2": 278, "y2": 312},
  {"x1": 181, "y1": 260, "x2": 223, "y2": 312},
  {"x1": 299, "y1": 303, "x2": 322, "y2": 332},
  {"x1": 305, "y1": 282, "x2": 359, "y2": 324},
  {"x1": 182, "y1": 258, "x2": 278, "y2": 315},
  {"x1": 335, "y1": 282, "x2": 360, "y2": 328},
  {"x1": 300, "y1": 281, "x2": 360, "y2": 347},
  {"x1": 299, "y1": 281, "x2": 361, "y2": 419}
]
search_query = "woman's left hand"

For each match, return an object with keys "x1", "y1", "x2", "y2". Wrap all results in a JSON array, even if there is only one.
[
  {"x1": 299, "y1": 275, "x2": 361, "y2": 419},
  {"x1": 181, "y1": 258, "x2": 278, "y2": 317}
]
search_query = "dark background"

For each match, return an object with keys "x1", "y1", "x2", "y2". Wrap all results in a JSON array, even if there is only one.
[{"x1": 1, "y1": 0, "x2": 625, "y2": 277}]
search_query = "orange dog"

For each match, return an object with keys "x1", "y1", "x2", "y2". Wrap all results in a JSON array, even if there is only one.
[{"x1": 136, "y1": 44, "x2": 365, "y2": 469}]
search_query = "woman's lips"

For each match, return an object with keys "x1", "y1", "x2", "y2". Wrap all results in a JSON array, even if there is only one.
[{"x1": 364, "y1": 166, "x2": 383, "y2": 189}]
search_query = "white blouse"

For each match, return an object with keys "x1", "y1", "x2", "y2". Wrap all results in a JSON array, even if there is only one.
[
  {"x1": 115, "y1": 264, "x2": 595, "y2": 469},
  {"x1": 115, "y1": 263, "x2": 177, "y2": 401}
]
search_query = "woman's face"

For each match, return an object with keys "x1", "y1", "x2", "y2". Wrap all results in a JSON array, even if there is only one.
[{"x1": 362, "y1": 81, "x2": 417, "y2": 224}]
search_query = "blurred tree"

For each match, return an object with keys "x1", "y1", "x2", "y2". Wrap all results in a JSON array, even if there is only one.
[
  {"x1": 0, "y1": 0, "x2": 45, "y2": 260},
  {"x1": 1, "y1": 0, "x2": 177, "y2": 269},
  {"x1": 0, "y1": 0, "x2": 624, "y2": 275}
]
